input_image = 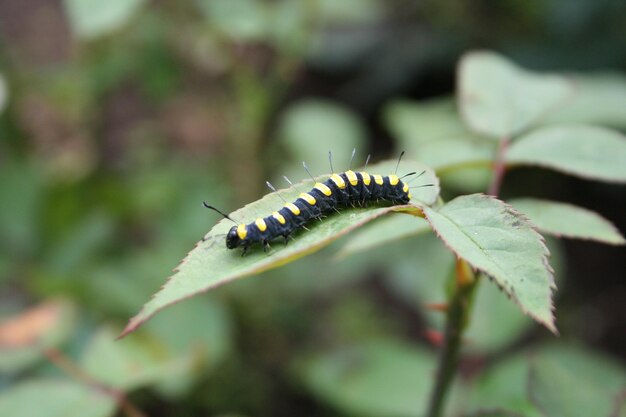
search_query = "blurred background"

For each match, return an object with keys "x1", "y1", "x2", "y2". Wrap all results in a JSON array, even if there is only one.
[{"x1": 0, "y1": 1, "x2": 625, "y2": 416}]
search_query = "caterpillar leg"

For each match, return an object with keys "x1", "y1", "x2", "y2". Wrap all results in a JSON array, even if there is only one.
[
  {"x1": 283, "y1": 234, "x2": 295, "y2": 245},
  {"x1": 311, "y1": 214, "x2": 324, "y2": 222},
  {"x1": 241, "y1": 245, "x2": 250, "y2": 257},
  {"x1": 263, "y1": 240, "x2": 272, "y2": 253}
]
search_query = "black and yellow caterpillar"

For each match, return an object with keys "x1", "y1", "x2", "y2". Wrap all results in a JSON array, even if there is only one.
[{"x1": 206, "y1": 153, "x2": 419, "y2": 255}]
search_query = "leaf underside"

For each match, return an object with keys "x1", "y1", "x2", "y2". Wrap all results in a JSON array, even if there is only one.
[
  {"x1": 121, "y1": 160, "x2": 440, "y2": 337},
  {"x1": 336, "y1": 214, "x2": 431, "y2": 259},
  {"x1": 423, "y1": 194, "x2": 557, "y2": 333}
]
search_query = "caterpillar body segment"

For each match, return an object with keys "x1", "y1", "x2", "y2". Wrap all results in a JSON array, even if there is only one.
[{"x1": 225, "y1": 169, "x2": 412, "y2": 255}]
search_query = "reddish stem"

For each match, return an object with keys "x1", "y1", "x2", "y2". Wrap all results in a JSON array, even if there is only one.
[{"x1": 488, "y1": 137, "x2": 510, "y2": 197}]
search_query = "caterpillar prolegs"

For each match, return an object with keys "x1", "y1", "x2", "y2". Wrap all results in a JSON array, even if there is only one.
[{"x1": 206, "y1": 152, "x2": 429, "y2": 255}]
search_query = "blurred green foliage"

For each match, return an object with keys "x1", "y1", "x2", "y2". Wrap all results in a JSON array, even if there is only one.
[{"x1": 0, "y1": 1, "x2": 625, "y2": 416}]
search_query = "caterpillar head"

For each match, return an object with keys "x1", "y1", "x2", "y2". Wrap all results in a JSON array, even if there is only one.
[
  {"x1": 394, "y1": 180, "x2": 411, "y2": 204},
  {"x1": 398, "y1": 193, "x2": 411, "y2": 204},
  {"x1": 226, "y1": 225, "x2": 244, "y2": 249}
]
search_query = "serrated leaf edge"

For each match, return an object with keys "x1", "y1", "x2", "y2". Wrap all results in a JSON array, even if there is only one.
[
  {"x1": 423, "y1": 194, "x2": 557, "y2": 334},
  {"x1": 119, "y1": 204, "x2": 424, "y2": 338}
]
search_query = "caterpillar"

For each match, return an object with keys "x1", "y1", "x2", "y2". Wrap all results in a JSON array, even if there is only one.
[{"x1": 205, "y1": 151, "x2": 428, "y2": 256}]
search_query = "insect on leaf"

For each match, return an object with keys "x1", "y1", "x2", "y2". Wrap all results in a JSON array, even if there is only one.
[{"x1": 120, "y1": 160, "x2": 440, "y2": 337}]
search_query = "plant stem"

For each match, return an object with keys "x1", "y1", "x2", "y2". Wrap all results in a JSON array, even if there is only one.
[
  {"x1": 425, "y1": 260, "x2": 478, "y2": 417},
  {"x1": 44, "y1": 348, "x2": 146, "y2": 417},
  {"x1": 488, "y1": 137, "x2": 510, "y2": 197}
]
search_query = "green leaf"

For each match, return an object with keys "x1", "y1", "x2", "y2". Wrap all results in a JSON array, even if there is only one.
[
  {"x1": 0, "y1": 161, "x2": 43, "y2": 258},
  {"x1": 439, "y1": 167, "x2": 493, "y2": 193},
  {"x1": 120, "y1": 160, "x2": 440, "y2": 337},
  {"x1": 386, "y1": 233, "x2": 454, "y2": 326},
  {"x1": 509, "y1": 198, "x2": 625, "y2": 245},
  {"x1": 458, "y1": 51, "x2": 572, "y2": 139},
  {"x1": 82, "y1": 326, "x2": 175, "y2": 391},
  {"x1": 543, "y1": 73, "x2": 626, "y2": 129},
  {"x1": 464, "y1": 278, "x2": 533, "y2": 354},
  {"x1": 387, "y1": 237, "x2": 563, "y2": 355},
  {"x1": 506, "y1": 125, "x2": 626, "y2": 183},
  {"x1": 465, "y1": 238, "x2": 565, "y2": 354},
  {"x1": 316, "y1": 0, "x2": 383, "y2": 24},
  {"x1": 298, "y1": 340, "x2": 436, "y2": 417},
  {"x1": 83, "y1": 298, "x2": 230, "y2": 391},
  {"x1": 274, "y1": 99, "x2": 368, "y2": 186},
  {"x1": 383, "y1": 97, "x2": 496, "y2": 192},
  {"x1": 63, "y1": 0, "x2": 147, "y2": 40},
  {"x1": 336, "y1": 214, "x2": 431, "y2": 258},
  {"x1": 465, "y1": 354, "x2": 542, "y2": 417},
  {"x1": 0, "y1": 379, "x2": 116, "y2": 417},
  {"x1": 419, "y1": 137, "x2": 495, "y2": 171},
  {"x1": 277, "y1": 99, "x2": 367, "y2": 163},
  {"x1": 384, "y1": 98, "x2": 473, "y2": 150},
  {"x1": 461, "y1": 412, "x2": 534, "y2": 417},
  {"x1": 196, "y1": 0, "x2": 269, "y2": 42},
  {"x1": 528, "y1": 344, "x2": 626, "y2": 417},
  {"x1": 423, "y1": 194, "x2": 556, "y2": 333}
]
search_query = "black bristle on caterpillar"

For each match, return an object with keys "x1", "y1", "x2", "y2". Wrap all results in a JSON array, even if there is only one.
[{"x1": 206, "y1": 152, "x2": 429, "y2": 256}]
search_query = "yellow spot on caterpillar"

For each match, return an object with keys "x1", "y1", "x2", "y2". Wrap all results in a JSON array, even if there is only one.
[
  {"x1": 403, "y1": 183, "x2": 409, "y2": 193},
  {"x1": 237, "y1": 224, "x2": 247, "y2": 240},
  {"x1": 374, "y1": 175, "x2": 383, "y2": 185},
  {"x1": 314, "y1": 182, "x2": 332, "y2": 196},
  {"x1": 255, "y1": 218, "x2": 267, "y2": 232},
  {"x1": 285, "y1": 202, "x2": 300, "y2": 215},
  {"x1": 272, "y1": 211, "x2": 286, "y2": 224},
  {"x1": 408, "y1": 193, "x2": 412, "y2": 200},
  {"x1": 330, "y1": 174, "x2": 346, "y2": 189},
  {"x1": 360, "y1": 172, "x2": 371, "y2": 185},
  {"x1": 345, "y1": 170, "x2": 358, "y2": 186},
  {"x1": 300, "y1": 193, "x2": 316, "y2": 205},
  {"x1": 389, "y1": 175, "x2": 399, "y2": 186}
]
